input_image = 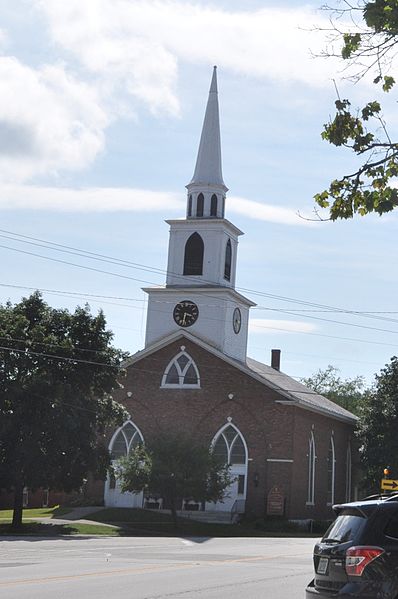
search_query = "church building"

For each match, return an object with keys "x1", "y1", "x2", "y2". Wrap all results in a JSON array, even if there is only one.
[{"x1": 105, "y1": 68, "x2": 357, "y2": 521}]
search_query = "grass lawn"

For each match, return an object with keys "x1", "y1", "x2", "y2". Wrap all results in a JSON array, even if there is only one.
[
  {"x1": 0, "y1": 505, "x2": 71, "y2": 522},
  {"x1": 0, "y1": 506, "x2": 324, "y2": 537}
]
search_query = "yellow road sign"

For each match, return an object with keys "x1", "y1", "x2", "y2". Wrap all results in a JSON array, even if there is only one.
[{"x1": 381, "y1": 479, "x2": 398, "y2": 491}]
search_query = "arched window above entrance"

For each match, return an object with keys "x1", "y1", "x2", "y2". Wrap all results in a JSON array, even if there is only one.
[
  {"x1": 109, "y1": 421, "x2": 143, "y2": 460},
  {"x1": 161, "y1": 350, "x2": 200, "y2": 388},
  {"x1": 183, "y1": 232, "x2": 204, "y2": 276},
  {"x1": 212, "y1": 425, "x2": 247, "y2": 466}
]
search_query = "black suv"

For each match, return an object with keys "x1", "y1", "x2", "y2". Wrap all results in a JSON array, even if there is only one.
[{"x1": 306, "y1": 494, "x2": 398, "y2": 598}]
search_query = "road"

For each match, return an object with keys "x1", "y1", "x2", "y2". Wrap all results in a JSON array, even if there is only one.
[{"x1": 0, "y1": 535, "x2": 316, "y2": 599}]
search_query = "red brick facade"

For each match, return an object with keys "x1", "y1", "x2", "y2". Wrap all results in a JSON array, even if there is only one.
[{"x1": 108, "y1": 336, "x2": 356, "y2": 520}]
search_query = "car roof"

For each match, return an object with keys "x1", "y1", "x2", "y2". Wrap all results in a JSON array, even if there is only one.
[{"x1": 333, "y1": 495, "x2": 398, "y2": 517}]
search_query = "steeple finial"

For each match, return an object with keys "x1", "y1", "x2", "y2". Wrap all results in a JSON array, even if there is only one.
[{"x1": 188, "y1": 66, "x2": 227, "y2": 190}]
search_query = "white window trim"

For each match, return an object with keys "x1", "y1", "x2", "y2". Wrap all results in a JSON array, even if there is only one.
[
  {"x1": 345, "y1": 442, "x2": 352, "y2": 502},
  {"x1": 211, "y1": 422, "x2": 249, "y2": 497},
  {"x1": 161, "y1": 350, "x2": 200, "y2": 389},
  {"x1": 327, "y1": 435, "x2": 336, "y2": 506},
  {"x1": 307, "y1": 432, "x2": 316, "y2": 505}
]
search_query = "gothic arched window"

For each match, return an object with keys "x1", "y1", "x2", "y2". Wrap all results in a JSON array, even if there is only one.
[
  {"x1": 307, "y1": 432, "x2": 316, "y2": 505},
  {"x1": 196, "y1": 193, "x2": 204, "y2": 217},
  {"x1": 161, "y1": 349, "x2": 200, "y2": 388},
  {"x1": 188, "y1": 194, "x2": 192, "y2": 217},
  {"x1": 346, "y1": 442, "x2": 352, "y2": 502},
  {"x1": 212, "y1": 425, "x2": 247, "y2": 466},
  {"x1": 183, "y1": 232, "x2": 204, "y2": 275},
  {"x1": 224, "y1": 239, "x2": 232, "y2": 281},
  {"x1": 109, "y1": 421, "x2": 143, "y2": 460},
  {"x1": 327, "y1": 436, "x2": 336, "y2": 505},
  {"x1": 210, "y1": 194, "x2": 217, "y2": 216}
]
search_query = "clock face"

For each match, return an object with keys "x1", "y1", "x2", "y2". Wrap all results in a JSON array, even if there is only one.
[
  {"x1": 233, "y1": 307, "x2": 241, "y2": 334},
  {"x1": 173, "y1": 301, "x2": 199, "y2": 328}
]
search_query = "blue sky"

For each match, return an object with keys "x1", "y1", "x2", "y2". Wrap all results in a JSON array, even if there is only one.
[{"x1": 1, "y1": 0, "x2": 398, "y2": 386}]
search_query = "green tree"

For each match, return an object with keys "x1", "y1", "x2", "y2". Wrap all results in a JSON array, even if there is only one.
[
  {"x1": 301, "y1": 365, "x2": 366, "y2": 415},
  {"x1": 0, "y1": 292, "x2": 128, "y2": 528},
  {"x1": 117, "y1": 434, "x2": 233, "y2": 528},
  {"x1": 315, "y1": 0, "x2": 398, "y2": 219},
  {"x1": 357, "y1": 356, "x2": 398, "y2": 492}
]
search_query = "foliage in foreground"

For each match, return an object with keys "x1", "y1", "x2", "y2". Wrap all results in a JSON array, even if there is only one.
[
  {"x1": 315, "y1": 0, "x2": 398, "y2": 219},
  {"x1": 116, "y1": 434, "x2": 233, "y2": 527},
  {"x1": 0, "y1": 292, "x2": 128, "y2": 529},
  {"x1": 357, "y1": 355, "x2": 398, "y2": 491}
]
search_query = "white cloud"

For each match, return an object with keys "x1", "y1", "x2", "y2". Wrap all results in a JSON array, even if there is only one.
[
  {"x1": 0, "y1": 185, "x2": 185, "y2": 212},
  {"x1": 229, "y1": 195, "x2": 316, "y2": 226},
  {"x1": 249, "y1": 318, "x2": 317, "y2": 334},
  {"x1": 35, "y1": 0, "x2": 341, "y2": 117},
  {"x1": 0, "y1": 57, "x2": 108, "y2": 182},
  {"x1": 0, "y1": 185, "x2": 316, "y2": 225}
]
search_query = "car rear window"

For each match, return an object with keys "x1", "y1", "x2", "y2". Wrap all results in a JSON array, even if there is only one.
[
  {"x1": 322, "y1": 509, "x2": 366, "y2": 543},
  {"x1": 385, "y1": 513, "x2": 398, "y2": 539}
]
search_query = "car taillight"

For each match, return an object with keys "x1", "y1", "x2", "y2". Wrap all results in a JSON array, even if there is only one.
[{"x1": 345, "y1": 546, "x2": 384, "y2": 576}]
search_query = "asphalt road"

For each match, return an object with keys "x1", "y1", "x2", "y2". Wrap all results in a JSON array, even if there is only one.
[{"x1": 0, "y1": 535, "x2": 316, "y2": 599}]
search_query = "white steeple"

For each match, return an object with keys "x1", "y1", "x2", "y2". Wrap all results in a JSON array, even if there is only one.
[
  {"x1": 143, "y1": 66, "x2": 256, "y2": 363},
  {"x1": 188, "y1": 66, "x2": 227, "y2": 192}
]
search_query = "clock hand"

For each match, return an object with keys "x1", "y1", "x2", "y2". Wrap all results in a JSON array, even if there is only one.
[{"x1": 182, "y1": 312, "x2": 187, "y2": 325}]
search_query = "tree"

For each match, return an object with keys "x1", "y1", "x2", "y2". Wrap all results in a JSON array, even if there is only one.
[
  {"x1": 314, "y1": 0, "x2": 398, "y2": 219},
  {"x1": 117, "y1": 433, "x2": 233, "y2": 528},
  {"x1": 0, "y1": 292, "x2": 128, "y2": 528},
  {"x1": 357, "y1": 356, "x2": 398, "y2": 492},
  {"x1": 301, "y1": 365, "x2": 366, "y2": 415}
]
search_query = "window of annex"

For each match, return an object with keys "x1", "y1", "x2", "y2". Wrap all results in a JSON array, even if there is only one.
[
  {"x1": 307, "y1": 431, "x2": 316, "y2": 505},
  {"x1": 183, "y1": 232, "x2": 204, "y2": 275},
  {"x1": 327, "y1": 435, "x2": 336, "y2": 505},
  {"x1": 161, "y1": 348, "x2": 200, "y2": 388},
  {"x1": 212, "y1": 424, "x2": 247, "y2": 466}
]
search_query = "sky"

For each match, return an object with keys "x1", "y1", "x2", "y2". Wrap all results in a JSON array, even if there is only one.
[{"x1": 1, "y1": 0, "x2": 398, "y2": 387}]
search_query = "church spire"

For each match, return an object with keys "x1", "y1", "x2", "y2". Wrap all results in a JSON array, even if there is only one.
[{"x1": 187, "y1": 67, "x2": 228, "y2": 212}]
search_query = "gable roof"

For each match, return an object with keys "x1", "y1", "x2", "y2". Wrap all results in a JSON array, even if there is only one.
[{"x1": 123, "y1": 331, "x2": 357, "y2": 425}]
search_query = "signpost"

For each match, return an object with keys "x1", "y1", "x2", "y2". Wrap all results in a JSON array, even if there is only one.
[{"x1": 381, "y1": 479, "x2": 398, "y2": 491}]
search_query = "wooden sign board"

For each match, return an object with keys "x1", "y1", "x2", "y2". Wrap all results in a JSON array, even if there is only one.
[{"x1": 267, "y1": 486, "x2": 285, "y2": 516}]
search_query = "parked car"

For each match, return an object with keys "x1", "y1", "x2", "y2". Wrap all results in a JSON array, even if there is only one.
[{"x1": 306, "y1": 494, "x2": 398, "y2": 598}]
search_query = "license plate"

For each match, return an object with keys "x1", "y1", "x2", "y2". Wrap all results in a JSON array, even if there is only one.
[{"x1": 317, "y1": 557, "x2": 329, "y2": 575}]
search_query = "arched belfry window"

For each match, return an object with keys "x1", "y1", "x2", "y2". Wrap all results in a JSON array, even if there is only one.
[
  {"x1": 212, "y1": 424, "x2": 247, "y2": 466},
  {"x1": 307, "y1": 431, "x2": 316, "y2": 505},
  {"x1": 188, "y1": 195, "x2": 192, "y2": 217},
  {"x1": 196, "y1": 193, "x2": 204, "y2": 217},
  {"x1": 184, "y1": 232, "x2": 204, "y2": 275},
  {"x1": 327, "y1": 436, "x2": 336, "y2": 505},
  {"x1": 109, "y1": 421, "x2": 144, "y2": 460},
  {"x1": 210, "y1": 194, "x2": 217, "y2": 217},
  {"x1": 224, "y1": 239, "x2": 232, "y2": 281},
  {"x1": 161, "y1": 348, "x2": 200, "y2": 388}
]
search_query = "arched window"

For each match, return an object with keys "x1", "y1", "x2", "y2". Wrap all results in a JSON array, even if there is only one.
[
  {"x1": 212, "y1": 425, "x2": 247, "y2": 466},
  {"x1": 222, "y1": 196, "x2": 225, "y2": 218},
  {"x1": 210, "y1": 194, "x2": 217, "y2": 216},
  {"x1": 161, "y1": 349, "x2": 200, "y2": 388},
  {"x1": 224, "y1": 239, "x2": 232, "y2": 281},
  {"x1": 307, "y1": 432, "x2": 316, "y2": 505},
  {"x1": 196, "y1": 193, "x2": 204, "y2": 217},
  {"x1": 346, "y1": 442, "x2": 352, "y2": 502},
  {"x1": 327, "y1": 436, "x2": 336, "y2": 505},
  {"x1": 109, "y1": 421, "x2": 144, "y2": 460},
  {"x1": 188, "y1": 195, "x2": 192, "y2": 217},
  {"x1": 183, "y1": 232, "x2": 204, "y2": 275}
]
